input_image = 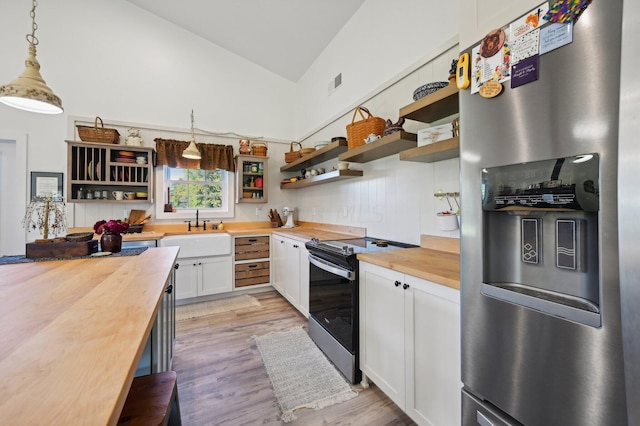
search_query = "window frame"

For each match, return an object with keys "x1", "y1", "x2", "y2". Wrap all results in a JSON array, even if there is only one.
[{"x1": 154, "y1": 166, "x2": 235, "y2": 220}]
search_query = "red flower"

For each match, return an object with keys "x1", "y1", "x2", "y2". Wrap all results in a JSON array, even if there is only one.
[{"x1": 94, "y1": 219, "x2": 130, "y2": 235}]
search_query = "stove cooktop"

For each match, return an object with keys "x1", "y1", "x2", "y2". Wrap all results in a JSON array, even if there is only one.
[{"x1": 306, "y1": 236, "x2": 417, "y2": 257}]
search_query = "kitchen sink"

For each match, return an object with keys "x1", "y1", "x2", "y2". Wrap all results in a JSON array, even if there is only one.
[{"x1": 159, "y1": 233, "x2": 231, "y2": 258}]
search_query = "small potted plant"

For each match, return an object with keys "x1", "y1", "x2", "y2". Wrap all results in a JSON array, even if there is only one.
[{"x1": 94, "y1": 219, "x2": 129, "y2": 253}]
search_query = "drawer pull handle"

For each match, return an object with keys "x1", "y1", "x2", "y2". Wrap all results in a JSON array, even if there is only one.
[
  {"x1": 248, "y1": 264, "x2": 258, "y2": 268},
  {"x1": 248, "y1": 239, "x2": 257, "y2": 242}
]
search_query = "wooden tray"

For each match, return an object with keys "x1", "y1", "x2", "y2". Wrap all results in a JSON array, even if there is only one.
[{"x1": 26, "y1": 240, "x2": 99, "y2": 259}]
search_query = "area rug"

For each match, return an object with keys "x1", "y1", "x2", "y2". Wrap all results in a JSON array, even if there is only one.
[
  {"x1": 253, "y1": 326, "x2": 358, "y2": 422},
  {"x1": 176, "y1": 294, "x2": 260, "y2": 321}
]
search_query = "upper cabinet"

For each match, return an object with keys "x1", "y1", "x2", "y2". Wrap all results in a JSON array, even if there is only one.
[
  {"x1": 398, "y1": 84, "x2": 460, "y2": 163},
  {"x1": 66, "y1": 140, "x2": 154, "y2": 203},
  {"x1": 236, "y1": 155, "x2": 268, "y2": 203}
]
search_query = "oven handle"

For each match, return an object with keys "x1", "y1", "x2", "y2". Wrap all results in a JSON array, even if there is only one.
[{"x1": 308, "y1": 254, "x2": 355, "y2": 281}]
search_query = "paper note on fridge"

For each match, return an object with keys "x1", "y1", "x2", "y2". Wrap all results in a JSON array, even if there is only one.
[
  {"x1": 540, "y1": 22, "x2": 574, "y2": 55},
  {"x1": 471, "y1": 28, "x2": 512, "y2": 95},
  {"x1": 510, "y1": 3, "x2": 549, "y2": 39}
]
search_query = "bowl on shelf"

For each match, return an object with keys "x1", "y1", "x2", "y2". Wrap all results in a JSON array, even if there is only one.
[
  {"x1": 243, "y1": 192, "x2": 253, "y2": 198},
  {"x1": 412, "y1": 81, "x2": 449, "y2": 101}
]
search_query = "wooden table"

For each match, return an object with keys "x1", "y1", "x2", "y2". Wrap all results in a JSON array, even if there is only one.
[{"x1": 0, "y1": 246, "x2": 179, "y2": 425}]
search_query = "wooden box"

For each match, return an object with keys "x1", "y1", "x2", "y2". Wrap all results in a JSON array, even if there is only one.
[
  {"x1": 26, "y1": 240, "x2": 99, "y2": 259},
  {"x1": 234, "y1": 236, "x2": 270, "y2": 261},
  {"x1": 235, "y1": 261, "x2": 270, "y2": 287}
]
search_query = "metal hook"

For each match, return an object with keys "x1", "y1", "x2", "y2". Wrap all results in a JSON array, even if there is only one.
[{"x1": 445, "y1": 196, "x2": 453, "y2": 211}]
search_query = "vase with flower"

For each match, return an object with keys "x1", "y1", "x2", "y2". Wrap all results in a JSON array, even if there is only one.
[{"x1": 94, "y1": 220, "x2": 129, "y2": 253}]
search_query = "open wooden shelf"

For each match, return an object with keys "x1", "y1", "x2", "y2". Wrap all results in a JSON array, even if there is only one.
[
  {"x1": 338, "y1": 131, "x2": 417, "y2": 163},
  {"x1": 280, "y1": 169, "x2": 363, "y2": 189},
  {"x1": 280, "y1": 139, "x2": 348, "y2": 172},
  {"x1": 399, "y1": 137, "x2": 460, "y2": 163},
  {"x1": 400, "y1": 84, "x2": 459, "y2": 124}
]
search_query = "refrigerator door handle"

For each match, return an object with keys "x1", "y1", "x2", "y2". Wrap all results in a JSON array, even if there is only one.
[{"x1": 477, "y1": 411, "x2": 495, "y2": 426}]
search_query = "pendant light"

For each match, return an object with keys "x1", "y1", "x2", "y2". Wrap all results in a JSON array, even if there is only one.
[
  {"x1": 182, "y1": 109, "x2": 201, "y2": 159},
  {"x1": 0, "y1": 0, "x2": 63, "y2": 114}
]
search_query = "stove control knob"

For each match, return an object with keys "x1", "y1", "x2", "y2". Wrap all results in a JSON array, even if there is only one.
[
  {"x1": 346, "y1": 247, "x2": 354, "y2": 255},
  {"x1": 310, "y1": 237, "x2": 320, "y2": 245}
]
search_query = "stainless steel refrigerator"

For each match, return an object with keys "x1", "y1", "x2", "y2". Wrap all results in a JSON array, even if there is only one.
[{"x1": 459, "y1": 1, "x2": 628, "y2": 425}]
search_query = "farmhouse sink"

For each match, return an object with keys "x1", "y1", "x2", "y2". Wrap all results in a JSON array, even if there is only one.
[{"x1": 159, "y1": 233, "x2": 231, "y2": 258}]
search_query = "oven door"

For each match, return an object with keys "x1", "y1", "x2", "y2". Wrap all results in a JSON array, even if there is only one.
[{"x1": 308, "y1": 253, "x2": 357, "y2": 353}]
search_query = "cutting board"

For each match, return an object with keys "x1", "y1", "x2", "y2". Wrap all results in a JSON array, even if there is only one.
[{"x1": 127, "y1": 210, "x2": 147, "y2": 224}]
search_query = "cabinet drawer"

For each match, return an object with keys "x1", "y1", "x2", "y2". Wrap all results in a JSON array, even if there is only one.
[
  {"x1": 235, "y1": 236, "x2": 270, "y2": 260},
  {"x1": 235, "y1": 261, "x2": 270, "y2": 287}
]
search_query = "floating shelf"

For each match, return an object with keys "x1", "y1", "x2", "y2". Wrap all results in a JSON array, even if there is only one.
[
  {"x1": 399, "y1": 137, "x2": 460, "y2": 163},
  {"x1": 280, "y1": 169, "x2": 363, "y2": 189},
  {"x1": 338, "y1": 131, "x2": 417, "y2": 163},
  {"x1": 400, "y1": 84, "x2": 459, "y2": 124},
  {"x1": 280, "y1": 139, "x2": 348, "y2": 172}
]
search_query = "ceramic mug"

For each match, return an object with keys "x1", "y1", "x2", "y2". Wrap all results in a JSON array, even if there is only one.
[
  {"x1": 112, "y1": 191, "x2": 124, "y2": 200},
  {"x1": 124, "y1": 192, "x2": 135, "y2": 200}
]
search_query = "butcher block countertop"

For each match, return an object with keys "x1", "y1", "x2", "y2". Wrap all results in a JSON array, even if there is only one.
[
  {"x1": 358, "y1": 236, "x2": 460, "y2": 290},
  {"x1": 0, "y1": 246, "x2": 179, "y2": 425}
]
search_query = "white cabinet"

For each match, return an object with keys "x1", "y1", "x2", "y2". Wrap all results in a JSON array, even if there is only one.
[
  {"x1": 272, "y1": 234, "x2": 310, "y2": 317},
  {"x1": 360, "y1": 262, "x2": 461, "y2": 426},
  {"x1": 160, "y1": 234, "x2": 233, "y2": 301},
  {"x1": 174, "y1": 256, "x2": 233, "y2": 300}
]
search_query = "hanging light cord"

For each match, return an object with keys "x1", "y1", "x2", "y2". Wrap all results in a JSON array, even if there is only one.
[{"x1": 27, "y1": 0, "x2": 39, "y2": 47}]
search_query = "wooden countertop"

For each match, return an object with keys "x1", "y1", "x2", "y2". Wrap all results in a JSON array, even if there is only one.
[
  {"x1": 0, "y1": 246, "x2": 179, "y2": 425},
  {"x1": 358, "y1": 247, "x2": 460, "y2": 290}
]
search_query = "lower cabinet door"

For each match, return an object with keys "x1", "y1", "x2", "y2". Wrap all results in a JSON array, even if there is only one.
[
  {"x1": 406, "y1": 277, "x2": 461, "y2": 426},
  {"x1": 360, "y1": 263, "x2": 406, "y2": 409},
  {"x1": 175, "y1": 260, "x2": 198, "y2": 300},
  {"x1": 200, "y1": 256, "x2": 233, "y2": 295}
]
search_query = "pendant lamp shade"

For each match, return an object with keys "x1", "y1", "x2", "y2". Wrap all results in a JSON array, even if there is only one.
[
  {"x1": 0, "y1": 0, "x2": 63, "y2": 114},
  {"x1": 182, "y1": 141, "x2": 201, "y2": 159},
  {"x1": 182, "y1": 110, "x2": 201, "y2": 159}
]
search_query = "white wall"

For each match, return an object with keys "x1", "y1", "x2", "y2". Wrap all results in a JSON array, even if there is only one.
[
  {"x1": 0, "y1": 0, "x2": 296, "y2": 235},
  {"x1": 295, "y1": 0, "x2": 461, "y2": 137},
  {"x1": 292, "y1": 46, "x2": 461, "y2": 245},
  {"x1": 292, "y1": 0, "x2": 462, "y2": 245},
  {"x1": 1, "y1": 0, "x2": 462, "y2": 247}
]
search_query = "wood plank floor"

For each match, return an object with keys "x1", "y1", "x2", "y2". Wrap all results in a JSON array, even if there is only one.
[{"x1": 173, "y1": 290, "x2": 416, "y2": 425}]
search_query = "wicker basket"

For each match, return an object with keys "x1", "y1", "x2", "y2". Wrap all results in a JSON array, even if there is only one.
[
  {"x1": 251, "y1": 141, "x2": 268, "y2": 156},
  {"x1": 300, "y1": 147, "x2": 316, "y2": 156},
  {"x1": 284, "y1": 142, "x2": 302, "y2": 163},
  {"x1": 77, "y1": 116, "x2": 120, "y2": 144},
  {"x1": 346, "y1": 106, "x2": 385, "y2": 150}
]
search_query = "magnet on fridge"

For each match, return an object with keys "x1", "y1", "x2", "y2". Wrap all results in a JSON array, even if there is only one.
[{"x1": 456, "y1": 53, "x2": 471, "y2": 90}]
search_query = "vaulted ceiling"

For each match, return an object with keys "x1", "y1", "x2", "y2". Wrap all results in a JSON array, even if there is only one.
[{"x1": 125, "y1": 0, "x2": 366, "y2": 82}]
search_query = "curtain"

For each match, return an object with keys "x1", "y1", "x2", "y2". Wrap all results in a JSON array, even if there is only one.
[{"x1": 154, "y1": 138, "x2": 236, "y2": 172}]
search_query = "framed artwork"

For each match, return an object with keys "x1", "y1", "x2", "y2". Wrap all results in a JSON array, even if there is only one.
[{"x1": 31, "y1": 172, "x2": 63, "y2": 200}]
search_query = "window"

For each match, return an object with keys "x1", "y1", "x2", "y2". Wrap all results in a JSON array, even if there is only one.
[{"x1": 164, "y1": 166, "x2": 230, "y2": 211}]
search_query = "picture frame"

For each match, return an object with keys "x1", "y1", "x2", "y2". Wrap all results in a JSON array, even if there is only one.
[{"x1": 30, "y1": 171, "x2": 63, "y2": 200}]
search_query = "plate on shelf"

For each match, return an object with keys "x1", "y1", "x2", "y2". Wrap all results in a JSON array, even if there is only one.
[
  {"x1": 87, "y1": 161, "x2": 93, "y2": 179},
  {"x1": 95, "y1": 161, "x2": 101, "y2": 180}
]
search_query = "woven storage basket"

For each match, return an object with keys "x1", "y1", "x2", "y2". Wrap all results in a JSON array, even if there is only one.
[
  {"x1": 285, "y1": 142, "x2": 302, "y2": 163},
  {"x1": 251, "y1": 141, "x2": 268, "y2": 156},
  {"x1": 77, "y1": 116, "x2": 120, "y2": 144},
  {"x1": 346, "y1": 106, "x2": 385, "y2": 150},
  {"x1": 300, "y1": 147, "x2": 316, "y2": 156}
]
